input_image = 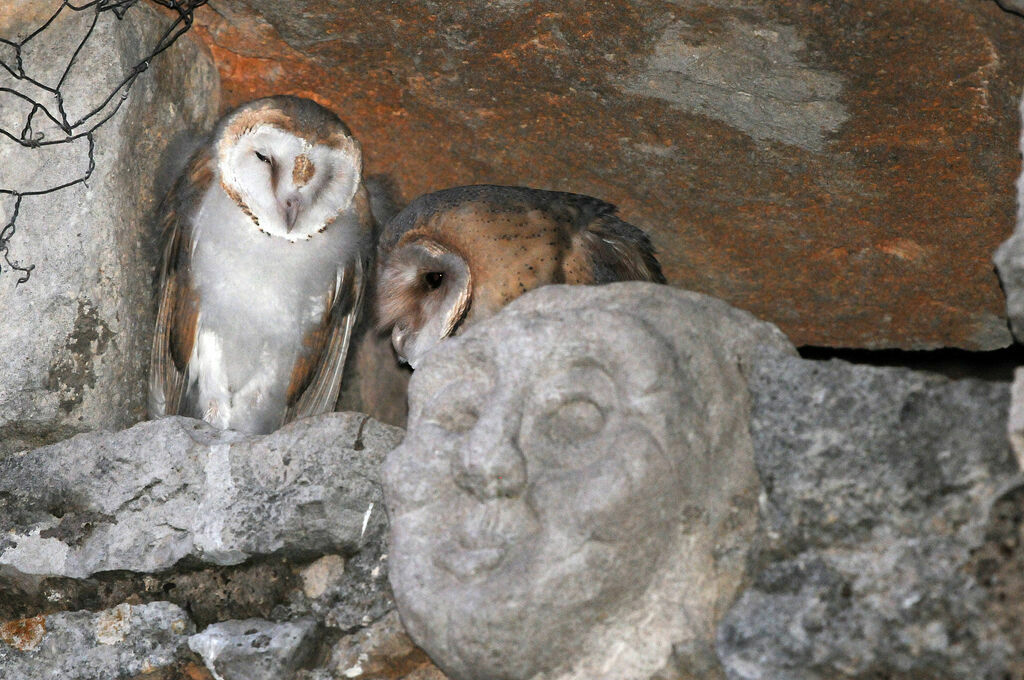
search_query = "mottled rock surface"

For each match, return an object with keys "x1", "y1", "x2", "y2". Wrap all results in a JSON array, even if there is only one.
[
  {"x1": 298, "y1": 611, "x2": 444, "y2": 680},
  {"x1": 0, "y1": 2, "x2": 220, "y2": 455},
  {"x1": 718, "y1": 352, "x2": 1022, "y2": 679},
  {"x1": 966, "y1": 483, "x2": 1024, "y2": 678},
  {"x1": 387, "y1": 283, "x2": 794, "y2": 680},
  {"x1": 192, "y1": 0, "x2": 1024, "y2": 350},
  {"x1": 188, "y1": 617, "x2": 317, "y2": 680},
  {"x1": 0, "y1": 602, "x2": 195, "y2": 679},
  {"x1": 0, "y1": 413, "x2": 399, "y2": 585},
  {"x1": 275, "y1": 528, "x2": 394, "y2": 634}
]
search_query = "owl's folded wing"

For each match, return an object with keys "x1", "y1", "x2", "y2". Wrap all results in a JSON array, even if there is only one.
[
  {"x1": 148, "y1": 148, "x2": 211, "y2": 418},
  {"x1": 285, "y1": 255, "x2": 367, "y2": 423},
  {"x1": 576, "y1": 210, "x2": 666, "y2": 285}
]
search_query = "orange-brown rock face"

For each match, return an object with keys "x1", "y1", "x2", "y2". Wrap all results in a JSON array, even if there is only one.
[{"x1": 192, "y1": 0, "x2": 1024, "y2": 349}]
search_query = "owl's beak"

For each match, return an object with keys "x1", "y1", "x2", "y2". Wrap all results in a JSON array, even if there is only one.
[
  {"x1": 391, "y1": 324, "x2": 410, "y2": 365},
  {"x1": 283, "y1": 194, "x2": 301, "y2": 232}
]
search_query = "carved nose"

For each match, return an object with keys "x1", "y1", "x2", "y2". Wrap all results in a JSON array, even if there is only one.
[{"x1": 453, "y1": 415, "x2": 527, "y2": 500}]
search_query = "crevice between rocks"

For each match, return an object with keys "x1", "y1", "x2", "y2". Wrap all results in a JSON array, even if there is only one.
[
  {"x1": 0, "y1": 555, "x2": 300, "y2": 629},
  {"x1": 798, "y1": 344, "x2": 1024, "y2": 382}
]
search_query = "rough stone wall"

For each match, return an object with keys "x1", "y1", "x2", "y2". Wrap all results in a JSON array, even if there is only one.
[
  {"x1": 719, "y1": 352, "x2": 1022, "y2": 679},
  {"x1": 0, "y1": 413, "x2": 435, "y2": 680},
  {"x1": 0, "y1": 1, "x2": 220, "y2": 456}
]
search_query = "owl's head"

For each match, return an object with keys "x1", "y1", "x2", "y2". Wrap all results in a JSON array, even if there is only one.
[
  {"x1": 376, "y1": 240, "x2": 472, "y2": 369},
  {"x1": 216, "y1": 96, "x2": 362, "y2": 241}
]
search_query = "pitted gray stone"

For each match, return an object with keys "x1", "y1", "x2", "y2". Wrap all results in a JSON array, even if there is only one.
[
  {"x1": 189, "y1": 617, "x2": 317, "y2": 680},
  {"x1": 718, "y1": 352, "x2": 1021, "y2": 679},
  {"x1": 0, "y1": 601, "x2": 194, "y2": 679},
  {"x1": 0, "y1": 413, "x2": 400, "y2": 585}
]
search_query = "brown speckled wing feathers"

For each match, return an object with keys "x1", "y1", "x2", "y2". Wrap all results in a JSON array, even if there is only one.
[{"x1": 576, "y1": 212, "x2": 667, "y2": 284}]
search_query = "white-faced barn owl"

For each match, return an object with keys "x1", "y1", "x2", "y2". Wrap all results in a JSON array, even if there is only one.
[
  {"x1": 148, "y1": 95, "x2": 374, "y2": 434},
  {"x1": 376, "y1": 185, "x2": 666, "y2": 368}
]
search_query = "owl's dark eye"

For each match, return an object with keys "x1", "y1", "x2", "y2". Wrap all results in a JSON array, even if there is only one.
[
  {"x1": 424, "y1": 271, "x2": 444, "y2": 290},
  {"x1": 254, "y1": 151, "x2": 272, "y2": 165}
]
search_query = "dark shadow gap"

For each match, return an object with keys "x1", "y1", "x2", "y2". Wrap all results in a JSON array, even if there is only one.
[{"x1": 797, "y1": 344, "x2": 1024, "y2": 383}]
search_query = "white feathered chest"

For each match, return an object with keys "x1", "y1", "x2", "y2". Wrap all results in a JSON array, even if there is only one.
[
  {"x1": 148, "y1": 95, "x2": 372, "y2": 435},
  {"x1": 185, "y1": 185, "x2": 360, "y2": 432}
]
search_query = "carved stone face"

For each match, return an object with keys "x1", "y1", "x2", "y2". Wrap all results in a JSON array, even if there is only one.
[{"x1": 384, "y1": 308, "x2": 698, "y2": 680}]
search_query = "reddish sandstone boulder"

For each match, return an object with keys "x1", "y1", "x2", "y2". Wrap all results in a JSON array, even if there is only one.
[{"x1": 192, "y1": 0, "x2": 1024, "y2": 349}]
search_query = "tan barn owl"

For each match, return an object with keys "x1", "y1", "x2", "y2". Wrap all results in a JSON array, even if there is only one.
[
  {"x1": 148, "y1": 95, "x2": 374, "y2": 434},
  {"x1": 375, "y1": 185, "x2": 665, "y2": 368}
]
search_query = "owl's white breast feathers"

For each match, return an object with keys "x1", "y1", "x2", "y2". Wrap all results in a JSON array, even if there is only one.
[{"x1": 182, "y1": 182, "x2": 362, "y2": 432}]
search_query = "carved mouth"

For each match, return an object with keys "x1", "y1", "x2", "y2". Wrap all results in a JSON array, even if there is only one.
[{"x1": 436, "y1": 499, "x2": 538, "y2": 578}]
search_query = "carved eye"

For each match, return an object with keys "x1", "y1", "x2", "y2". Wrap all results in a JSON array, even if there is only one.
[
  {"x1": 424, "y1": 271, "x2": 444, "y2": 290},
  {"x1": 254, "y1": 150, "x2": 272, "y2": 165},
  {"x1": 538, "y1": 398, "x2": 605, "y2": 444}
]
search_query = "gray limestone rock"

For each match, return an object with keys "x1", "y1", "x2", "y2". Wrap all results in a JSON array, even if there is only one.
[
  {"x1": 717, "y1": 353, "x2": 1022, "y2": 679},
  {"x1": 306, "y1": 610, "x2": 442, "y2": 680},
  {"x1": 278, "y1": 529, "x2": 395, "y2": 633},
  {"x1": 0, "y1": 412, "x2": 400, "y2": 586},
  {"x1": 0, "y1": 2, "x2": 220, "y2": 456},
  {"x1": 317, "y1": 534, "x2": 393, "y2": 632},
  {"x1": 992, "y1": 94, "x2": 1024, "y2": 340},
  {"x1": 385, "y1": 282, "x2": 795, "y2": 680},
  {"x1": 189, "y1": 617, "x2": 318, "y2": 680},
  {"x1": 996, "y1": 0, "x2": 1024, "y2": 16},
  {"x1": 1009, "y1": 367, "x2": 1024, "y2": 469},
  {"x1": 0, "y1": 601, "x2": 195, "y2": 679}
]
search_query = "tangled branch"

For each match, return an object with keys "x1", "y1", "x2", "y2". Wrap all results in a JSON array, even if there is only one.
[{"x1": 0, "y1": 0, "x2": 208, "y2": 284}]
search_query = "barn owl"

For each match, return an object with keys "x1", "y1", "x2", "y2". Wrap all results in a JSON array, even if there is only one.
[
  {"x1": 149, "y1": 95, "x2": 374, "y2": 435},
  {"x1": 376, "y1": 185, "x2": 666, "y2": 369}
]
